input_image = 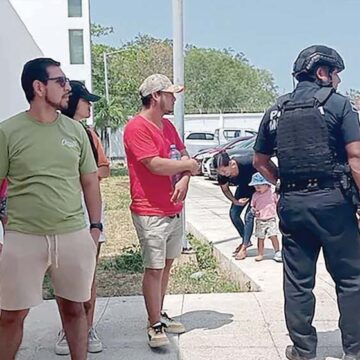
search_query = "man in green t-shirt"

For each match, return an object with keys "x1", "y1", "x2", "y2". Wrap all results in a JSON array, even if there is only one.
[{"x1": 0, "y1": 58, "x2": 102, "y2": 360}]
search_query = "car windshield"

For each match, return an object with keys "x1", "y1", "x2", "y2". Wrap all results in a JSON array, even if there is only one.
[
  {"x1": 230, "y1": 137, "x2": 254, "y2": 149},
  {"x1": 240, "y1": 137, "x2": 256, "y2": 149}
]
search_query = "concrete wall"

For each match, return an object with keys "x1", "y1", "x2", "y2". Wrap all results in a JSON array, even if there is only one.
[
  {"x1": 0, "y1": 0, "x2": 43, "y2": 120},
  {"x1": 0, "y1": 0, "x2": 92, "y2": 122},
  {"x1": 10, "y1": 0, "x2": 92, "y2": 88},
  {"x1": 110, "y1": 112, "x2": 264, "y2": 159}
]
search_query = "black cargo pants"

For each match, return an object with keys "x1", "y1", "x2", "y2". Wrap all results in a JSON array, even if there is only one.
[{"x1": 278, "y1": 187, "x2": 360, "y2": 359}]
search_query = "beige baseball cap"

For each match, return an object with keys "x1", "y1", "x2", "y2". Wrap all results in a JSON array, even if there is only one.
[{"x1": 139, "y1": 74, "x2": 184, "y2": 97}]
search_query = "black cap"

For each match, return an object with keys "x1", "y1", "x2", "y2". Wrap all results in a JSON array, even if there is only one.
[
  {"x1": 69, "y1": 80, "x2": 100, "y2": 102},
  {"x1": 293, "y1": 45, "x2": 345, "y2": 80},
  {"x1": 62, "y1": 81, "x2": 100, "y2": 118}
]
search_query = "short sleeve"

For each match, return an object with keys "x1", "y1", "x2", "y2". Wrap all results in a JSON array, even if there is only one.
[
  {"x1": 341, "y1": 99, "x2": 360, "y2": 145},
  {"x1": 253, "y1": 109, "x2": 277, "y2": 155},
  {"x1": 124, "y1": 125, "x2": 160, "y2": 161},
  {"x1": 79, "y1": 127, "x2": 98, "y2": 174},
  {"x1": 0, "y1": 128, "x2": 9, "y2": 179}
]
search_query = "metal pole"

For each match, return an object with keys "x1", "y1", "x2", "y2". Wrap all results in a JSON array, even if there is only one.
[
  {"x1": 103, "y1": 52, "x2": 109, "y2": 104},
  {"x1": 173, "y1": 0, "x2": 189, "y2": 251},
  {"x1": 172, "y1": 0, "x2": 184, "y2": 141},
  {"x1": 103, "y1": 52, "x2": 111, "y2": 159}
]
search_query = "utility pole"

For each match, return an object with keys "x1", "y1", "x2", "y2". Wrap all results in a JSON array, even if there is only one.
[
  {"x1": 173, "y1": 0, "x2": 190, "y2": 251},
  {"x1": 172, "y1": 0, "x2": 184, "y2": 141},
  {"x1": 103, "y1": 50, "x2": 124, "y2": 160}
]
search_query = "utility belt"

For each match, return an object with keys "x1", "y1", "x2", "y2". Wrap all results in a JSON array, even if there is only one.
[
  {"x1": 279, "y1": 165, "x2": 360, "y2": 209},
  {"x1": 279, "y1": 178, "x2": 340, "y2": 193}
]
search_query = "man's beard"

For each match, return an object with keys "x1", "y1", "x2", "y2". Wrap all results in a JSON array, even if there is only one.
[
  {"x1": 160, "y1": 99, "x2": 174, "y2": 115},
  {"x1": 45, "y1": 95, "x2": 68, "y2": 111}
]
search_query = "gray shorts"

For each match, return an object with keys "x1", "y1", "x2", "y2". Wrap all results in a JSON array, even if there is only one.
[
  {"x1": 131, "y1": 213, "x2": 183, "y2": 269},
  {"x1": 254, "y1": 218, "x2": 278, "y2": 239}
]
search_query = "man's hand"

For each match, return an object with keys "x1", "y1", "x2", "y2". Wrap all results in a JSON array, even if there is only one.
[
  {"x1": 90, "y1": 228, "x2": 100, "y2": 248},
  {"x1": 187, "y1": 159, "x2": 200, "y2": 176},
  {"x1": 171, "y1": 176, "x2": 190, "y2": 203},
  {"x1": 233, "y1": 198, "x2": 249, "y2": 206}
]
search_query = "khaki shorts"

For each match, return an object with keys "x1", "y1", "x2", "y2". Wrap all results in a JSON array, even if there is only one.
[
  {"x1": 254, "y1": 218, "x2": 278, "y2": 239},
  {"x1": 131, "y1": 213, "x2": 183, "y2": 269},
  {"x1": 0, "y1": 229, "x2": 97, "y2": 311}
]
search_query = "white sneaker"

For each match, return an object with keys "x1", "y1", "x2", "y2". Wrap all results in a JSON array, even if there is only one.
[
  {"x1": 54, "y1": 329, "x2": 70, "y2": 356},
  {"x1": 273, "y1": 250, "x2": 282, "y2": 263},
  {"x1": 88, "y1": 327, "x2": 103, "y2": 353}
]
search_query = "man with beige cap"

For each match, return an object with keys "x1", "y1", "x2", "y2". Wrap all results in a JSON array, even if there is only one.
[{"x1": 124, "y1": 74, "x2": 198, "y2": 348}]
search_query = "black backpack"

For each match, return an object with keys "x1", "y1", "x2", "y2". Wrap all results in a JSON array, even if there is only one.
[{"x1": 275, "y1": 87, "x2": 335, "y2": 183}]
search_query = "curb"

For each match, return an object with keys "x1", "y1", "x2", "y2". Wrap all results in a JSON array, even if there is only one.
[{"x1": 186, "y1": 221, "x2": 261, "y2": 292}]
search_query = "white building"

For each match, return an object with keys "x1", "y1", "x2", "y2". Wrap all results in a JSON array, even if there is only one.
[{"x1": 0, "y1": 0, "x2": 92, "y2": 121}]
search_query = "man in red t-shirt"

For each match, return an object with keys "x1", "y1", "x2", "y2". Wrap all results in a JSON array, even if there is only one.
[{"x1": 124, "y1": 74, "x2": 198, "y2": 348}]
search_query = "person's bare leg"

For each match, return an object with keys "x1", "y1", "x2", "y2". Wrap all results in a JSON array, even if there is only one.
[
  {"x1": 235, "y1": 244, "x2": 247, "y2": 260},
  {"x1": 161, "y1": 259, "x2": 174, "y2": 310},
  {"x1": 56, "y1": 296, "x2": 88, "y2": 360},
  {"x1": 269, "y1": 235, "x2": 280, "y2": 252},
  {"x1": 84, "y1": 244, "x2": 101, "y2": 329},
  {"x1": 143, "y1": 268, "x2": 164, "y2": 326},
  {"x1": 255, "y1": 238, "x2": 265, "y2": 261},
  {"x1": 0, "y1": 309, "x2": 29, "y2": 360}
]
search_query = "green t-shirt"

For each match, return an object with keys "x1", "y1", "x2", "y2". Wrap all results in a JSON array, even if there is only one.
[{"x1": 0, "y1": 112, "x2": 97, "y2": 234}]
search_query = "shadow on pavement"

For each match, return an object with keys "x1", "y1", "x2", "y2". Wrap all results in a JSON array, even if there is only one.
[{"x1": 175, "y1": 310, "x2": 234, "y2": 333}]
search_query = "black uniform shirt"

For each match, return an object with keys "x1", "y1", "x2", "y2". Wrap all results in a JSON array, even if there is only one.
[
  {"x1": 254, "y1": 81, "x2": 360, "y2": 163},
  {"x1": 217, "y1": 153, "x2": 256, "y2": 198}
]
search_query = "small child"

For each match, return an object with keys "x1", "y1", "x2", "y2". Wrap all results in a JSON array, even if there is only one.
[{"x1": 248, "y1": 173, "x2": 282, "y2": 263}]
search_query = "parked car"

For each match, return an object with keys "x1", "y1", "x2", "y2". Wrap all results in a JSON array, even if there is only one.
[
  {"x1": 184, "y1": 131, "x2": 218, "y2": 156},
  {"x1": 207, "y1": 137, "x2": 256, "y2": 180},
  {"x1": 207, "y1": 136, "x2": 277, "y2": 180},
  {"x1": 214, "y1": 127, "x2": 257, "y2": 145},
  {"x1": 194, "y1": 136, "x2": 253, "y2": 176},
  {"x1": 202, "y1": 136, "x2": 256, "y2": 178}
]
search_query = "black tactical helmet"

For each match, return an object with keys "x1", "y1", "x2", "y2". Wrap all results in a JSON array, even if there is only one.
[{"x1": 293, "y1": 45, "x2": 345, "y2": 80}]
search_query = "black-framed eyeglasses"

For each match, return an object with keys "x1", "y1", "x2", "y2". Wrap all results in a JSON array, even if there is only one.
[{"x1": 46, "y1": 76, "x2": 70, "y2": 88}]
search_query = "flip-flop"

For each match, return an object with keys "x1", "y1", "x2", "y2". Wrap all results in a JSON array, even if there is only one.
[{"x1": 235, "y1": 251, "x2": 247, "y2": 260}]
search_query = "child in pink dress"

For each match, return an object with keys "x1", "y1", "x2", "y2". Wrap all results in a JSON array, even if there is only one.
[{"x1": 249, "y1": 173, "x2": 282, "y2": 262}]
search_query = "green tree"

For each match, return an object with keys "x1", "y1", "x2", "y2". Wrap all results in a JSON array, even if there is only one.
[{"x1": 91, "y1": 27, "x2": 278, "y2": 129}]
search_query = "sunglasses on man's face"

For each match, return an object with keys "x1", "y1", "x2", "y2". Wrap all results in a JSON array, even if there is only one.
[{"x1": 46, "y1": 76, "x2": 70, "y2": 88}]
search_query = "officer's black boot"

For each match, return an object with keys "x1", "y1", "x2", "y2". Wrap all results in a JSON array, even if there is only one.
[{"x1": 285, "y1": 345, "x2": 316, "y2": 360}]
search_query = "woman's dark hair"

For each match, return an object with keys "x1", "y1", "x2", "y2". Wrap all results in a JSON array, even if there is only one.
[
  {"x1": 213, "y1": 151, "x2": 231, "y2": 169},
  {"x1": 81, "y1": 123, "x2": 99, "y2": 165},
  {"x1": 62, "y1": 96, "x2": 99, "y2": 165},
  {"x1": 62, "y1": 92, "x2": 79, "y2": 119},
  {"x1": 21, "y1": 58, "x2": 61, "y2": 103}
]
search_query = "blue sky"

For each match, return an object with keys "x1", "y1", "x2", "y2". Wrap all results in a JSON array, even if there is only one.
[{"x1": 90, "y1": 0, "x2": 360, "y2": 95}]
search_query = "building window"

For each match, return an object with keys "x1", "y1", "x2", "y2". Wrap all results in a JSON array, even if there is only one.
[
  {"x1": 68, "y1": 0, "x2": 82, "y2": 17},
  {"x1": 69, "y1": 30, "x2": 84, "y2": 64}
]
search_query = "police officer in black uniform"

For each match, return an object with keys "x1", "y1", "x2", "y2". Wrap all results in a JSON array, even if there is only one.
[{"x1": 253, "y1": 45, "x2": 360, "y2": 360}]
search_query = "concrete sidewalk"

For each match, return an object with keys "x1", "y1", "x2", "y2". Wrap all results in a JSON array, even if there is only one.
[{"x1": 18, "y1": 177, "x2": 344, "y2": 360}]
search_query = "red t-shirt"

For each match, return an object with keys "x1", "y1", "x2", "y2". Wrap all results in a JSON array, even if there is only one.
[{"x1": 124, "y1": 115, "x2": 185, "y2": 216}]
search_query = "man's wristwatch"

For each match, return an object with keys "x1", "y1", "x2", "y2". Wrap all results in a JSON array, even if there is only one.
[{"x1": 90, "y1": 223, "x2": 103, "y2": 232}]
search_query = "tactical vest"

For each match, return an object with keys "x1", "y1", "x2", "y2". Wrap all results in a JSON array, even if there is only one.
[{"x1": 275, "y1": 87, "x2": 336, "y2": 184}]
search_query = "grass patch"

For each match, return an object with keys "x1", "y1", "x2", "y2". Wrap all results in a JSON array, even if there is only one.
[
  {"x1": 110, "y1": 166, "x2": 128, "y2": 177},
  {"x1": 98, "y1": 245, "x2": 143, "y2": 273},
  {"x1": 168, "y1": 236, "x2": 241, "y2": 294},
  {"x1": 42, "y1": 174, "x2": 242, "y2": 298}
]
